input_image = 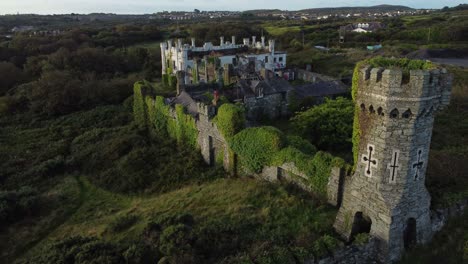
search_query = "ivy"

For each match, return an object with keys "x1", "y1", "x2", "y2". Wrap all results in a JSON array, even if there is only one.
[
  {"x1": 133, "y1": 81, "x2": 148, "y2": 129},
  {"x1": 154, "y1": 96, "x2": 170, "y2": 135},
  {"x1": 134, "y1": 81, "x2": 198, "y2": 148},
  {"x1": 230, "y1": 126, "x2": 286, "y2": 173},
  {"x1": 213, "y1": 103, "x2": 246, "y2": 140},
  {"x1": 175, "y1": 104, "x2": 198, "y2": 148},
  {"x1": 192, "y1": 67, "x2": 198, "y2": 84},
  {"x1": 272, "y1": 147, "x2": 346, "y2": 197},
  {"x1": 230, "y1": 125, "x2": 347, "y2": 197}
]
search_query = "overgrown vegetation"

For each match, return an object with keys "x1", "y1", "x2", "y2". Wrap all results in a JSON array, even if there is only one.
[
  {"x1": 134, "y1": 82, "x2": 198, "y2": 148},
  {"x1": 213, "y1": 103, "x2": 246, "y2": 139},
  {"x1": 292, "y1": 97, "x2": 354, "y2": 152},
  {"x1": 0, "y1": 8, "x2": 467, "y2": 263},
  {"x1": 399, "y1": 210, "x2": 468, "y2": 264}
]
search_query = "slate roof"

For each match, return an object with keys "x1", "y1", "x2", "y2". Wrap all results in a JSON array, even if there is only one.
[
  {"x1": 237, "y1": 76, "x2": 294, "y2": 98},
  {"x1": 172, "y1": 91, "x2": 199, "y2": 116},
  {"x1": 293, "y1": 81, "x2": 349, "y2": 98}
]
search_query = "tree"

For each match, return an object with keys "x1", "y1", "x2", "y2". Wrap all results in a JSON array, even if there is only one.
[
  {"x1": 291, "y1": 97, "x2": 354, "y2": 151},
  {"x1": 29, "y1": 70, "x2": 82, "y2": 115},
  {"x1": 0, "y1": 62, "x2": 25, "y2": 95}
]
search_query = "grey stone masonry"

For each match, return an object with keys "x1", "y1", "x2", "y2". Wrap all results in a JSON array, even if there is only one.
[{"x1": 334, "y1": 66, "x2": 452, "y2": 263}]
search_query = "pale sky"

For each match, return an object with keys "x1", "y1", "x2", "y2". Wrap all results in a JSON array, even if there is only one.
[{"x1": 0, "y1": 0, "x2": 462, "y2": 15}]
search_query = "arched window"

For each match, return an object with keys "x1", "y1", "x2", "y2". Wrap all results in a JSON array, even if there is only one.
[
  {"x1": 377, "y1": 107, "x2": 384, "y2": 116},
  {"x1": 402, "y1": 109, "x2": 412, "y2": 119},
  {"x1": 360, "y1": 103, "x2": 366, "y2": 112},
  {"x1": 369, "y1": 105, "x2": 375, "y2": 114},
  {"x1": 390, "y1": 108, "x2": 399, "y2": 118}
]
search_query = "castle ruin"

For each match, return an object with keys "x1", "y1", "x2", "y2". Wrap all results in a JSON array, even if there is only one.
[{"x1": 334, "y1": 67, "x2": 452, "y2": 262}]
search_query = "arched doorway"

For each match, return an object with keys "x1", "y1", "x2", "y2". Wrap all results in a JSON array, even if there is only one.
[
  {"x1": 350, "y1": 212, "x2": 372, "y2": 241},
  {"x1": 404, "y1": 218, "x2": 417, "y2": 250}
]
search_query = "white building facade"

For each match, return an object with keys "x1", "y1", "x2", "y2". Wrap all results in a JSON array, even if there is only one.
[{"x1": 160, "y1": 36, "x2": 287, "y2": 77}]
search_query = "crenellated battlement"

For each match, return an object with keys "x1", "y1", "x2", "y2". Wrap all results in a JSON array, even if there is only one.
[
  {"x1": 359, "y1": 67, "x2": 452, "y2": 101},
  {"x1": 357, "y1": 66, "x2": 452, "y2": 120},
  {"x1": 336, "y1": 60, "x2": 453, "y2": 262}
]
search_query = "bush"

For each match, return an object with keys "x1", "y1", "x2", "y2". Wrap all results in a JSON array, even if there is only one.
[
  {"x1": 108, "y1": 214, "x2": 139, "y2": 233},
  {"x1": 19, "y1": 236, "x2": 126, "y2": 264},
  {"x1": 0, "y1": 187, "x2": 41, "y2": 226},
  {"x1": 230, "y1": 126, "x2": 286, "y2": 173},
  {"x1": 353, "y1": 233, "x2": 370, "y2": 246},
  {"x1": 214, "y1": 103, "x2": 246, "y2": 139},
  {"x1": 292, "y1": 97, "x2": 354, "y2": 152}
]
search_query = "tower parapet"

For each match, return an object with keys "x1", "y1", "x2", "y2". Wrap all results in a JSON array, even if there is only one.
[{"x1": 334, "y1": 61, "x2": 452, "y2": 262}]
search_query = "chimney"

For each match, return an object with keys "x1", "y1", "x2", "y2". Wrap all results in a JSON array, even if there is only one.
[
  {"x1": 167, "y1": 39, "x2": 173, "y2": 48},
  {"x1": 252, "y1": 36, "x2": 256, "y2": 46},
  {"x1": 269, "y1": 39, "x2": 275, "y2": 53},
  {"x1": 177, "y1": 38, "x2": 182, "y2": 49},
  {"x1": 220, "y1": 36, "x2": 225, "y2": 46},
  {"x1": 191, "y1": 38, "x2": 196, "y2": 47},
  {"x1": 232, "y1": 36, "x2": 236, "y2": 45},
  {"x1": 243, "y1": 38, "x2": 250, "y2": 46},
  {"x1": 261, "y1": 36, "x2": 265, "y2": 48}
]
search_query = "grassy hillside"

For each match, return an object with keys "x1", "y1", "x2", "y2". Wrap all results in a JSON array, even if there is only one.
[{"x1": 0, "y1": 103, "x2": 341, "y2": 263}]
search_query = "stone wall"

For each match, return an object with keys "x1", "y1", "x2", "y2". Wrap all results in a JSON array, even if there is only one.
[
  {"x1": 430, "y1": 198, "x2": 468, "y2": 234},
  {"x1": 296, "y1": 69, "x2": 338, "y2": 83},
  {"x1": 315, "y1": 238, "x2": 380, "y2": 264},
  {"x1": 195, "y1": 103, "x2": 232, "y2": 172},
  {"x1": 334, "y1": 67, "x2": 453, "y2": 262},
  {"x1": 244, "y1": 92, "x2": 289, "y2": 120}
]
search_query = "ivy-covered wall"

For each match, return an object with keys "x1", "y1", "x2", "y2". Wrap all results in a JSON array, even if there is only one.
[
  {"x1": 133, "y1": 84, "x2": 348, "y2": 200},
  {"x1": 133, "y1": 81, "x2": 148, "y2": 129},
  {"x1": 230, "y1": 125, "x2": 348, "y2": 198},
  {"x1": 133, "y1": 82, "x2": 198, "y2": 148}
]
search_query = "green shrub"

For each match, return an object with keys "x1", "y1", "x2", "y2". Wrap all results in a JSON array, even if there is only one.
[
  {"x1": 159, "y1": 224, "x2": 194, "y2": 256},
  {"x1": 108, "y1": 214, "x2": 139, "y2": 233},
  {"x1": 353, "y1": 233, "x2": 370, "y2": 246},
  {"x1": 312, "y1": 235, "x2": 340, "y2": 258},
  {"x1": 214, "y1": 103, "x2": 246, "y2": 140},
  {"x1": 133, "y1": 81, "x2": 148, "y2": 129},
  {"x1": 286, "y1": 135, "x2": 317, "y2": 155},
  {"x1": 291, "y1": 97, "x2": 353, "y2": 151},
  {"x1": 0, "y1": 187, "x2": 41, "y2": 226},
  {"x1": 19, "y1": 236, "x2": 126, "y2": 264},
  {"x1": 230, "y1": 126, "x2": 286, "y2": 173}
]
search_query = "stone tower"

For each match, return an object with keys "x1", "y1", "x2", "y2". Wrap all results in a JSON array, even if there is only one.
[{"x1": 334, "y1": 66, "x2": 452, "y2": 262}]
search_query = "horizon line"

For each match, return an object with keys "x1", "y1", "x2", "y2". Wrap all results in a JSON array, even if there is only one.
[{"x1": 0, "y1": 4, "x2": 445, "y2": 16}]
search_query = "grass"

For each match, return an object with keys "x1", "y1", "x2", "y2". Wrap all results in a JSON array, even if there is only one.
[
  {"x1": 16, "y1": 175, "x2": 338, "y2": 263},
  {"x1": 426, "y1": 66, "x2": 468, "y2": 207},
  {"x1": 399, "y1": 210, "x2": 468, "y2": 264}
]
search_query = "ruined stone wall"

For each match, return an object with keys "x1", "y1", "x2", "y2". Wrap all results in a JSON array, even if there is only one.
[
  {"x1": 334, "y1": 67, "x2": 452, "y2": 262},
  {"x1": 244, "y1": 93, "x2": 289, "y2": 120},
  {"x1": 193, "y1": 103, "x2": 232, "y2": 171},
  {"x1": 296, "y1": 69, "x2": 338, "y2": 83}
]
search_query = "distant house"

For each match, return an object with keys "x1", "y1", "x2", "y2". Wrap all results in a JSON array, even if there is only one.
[
  {"x1": 340, "y1": 22, "x2": 384, "y2": 33},
  {"x1": 11, "y1": 26, "x2": 34, "y2": 33}
]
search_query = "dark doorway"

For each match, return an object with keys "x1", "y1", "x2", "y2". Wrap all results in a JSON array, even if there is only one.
[
  {"x1": 208, "y1": 136, "x2": 215, "y2": 166},
  {"x1": 404, "y1": 218, "x2": 417, "y2": 250},
  {"x1": 350, "y1": 212, "x2": 372, "y2": 241}
]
